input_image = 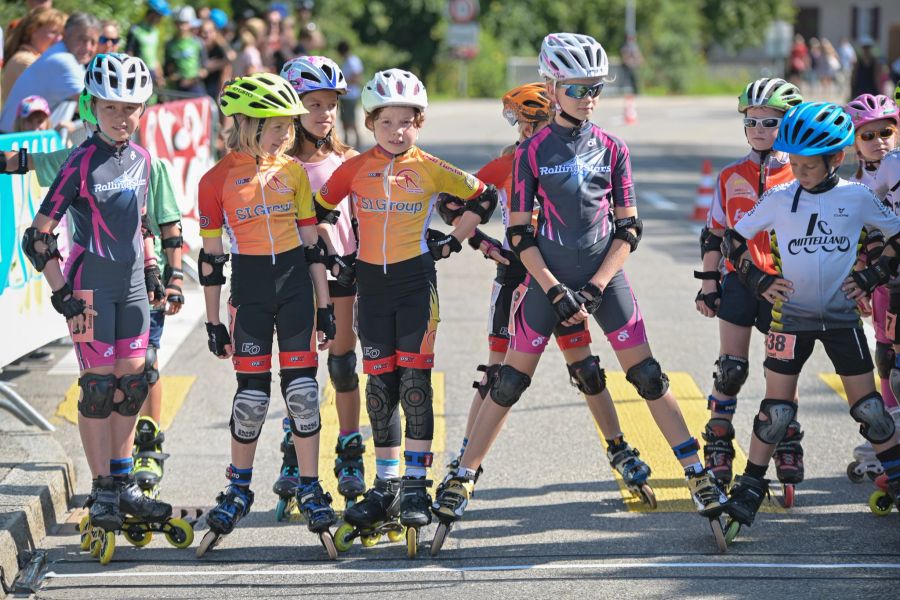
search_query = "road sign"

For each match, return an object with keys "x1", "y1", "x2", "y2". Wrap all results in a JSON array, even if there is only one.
[
  {"x1": 448, "y1": 0, "x2": 479, "y2": 24},
  {"x1": 447, "y1": 23, "x2": 479, "y2": 48}
]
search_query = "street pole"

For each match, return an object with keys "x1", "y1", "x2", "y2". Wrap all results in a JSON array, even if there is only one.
[{"x1": 626, "y1": 0, "x2": 635, "y2": 37}]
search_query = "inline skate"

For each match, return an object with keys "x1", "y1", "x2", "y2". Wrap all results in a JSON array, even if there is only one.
[
  {"x1": 430, "y1": 474, "x2": 476, "y2": 557},
  {"x1": 196, "y1": 485, "x2": 255, "y2": 557},
  {"x1": 297, "y1": 480, "x2": 338, "y2": 558},
  {"x1": 773, "y1": 421, "x2": 804, "y2": 508},
  {"x1": 702, "y1": 418, "x2": 736, "y2": 487},
  {"x1": 607, "y1": 438, "x2": 656, "y2": 508},
  {"x1": 273, "y1": 418, "x2": 299, "y2": 521},
  {"x1": 334, "y1": 432, "x2": 366, "y2": 508},
  {"x1": 334, "y1": 477, "x2": 404, "y2": 552}
]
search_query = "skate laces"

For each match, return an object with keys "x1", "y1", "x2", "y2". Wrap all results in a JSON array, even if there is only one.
[{"x1": 298, "y1": 482, "x2": 332, "y2": 514}]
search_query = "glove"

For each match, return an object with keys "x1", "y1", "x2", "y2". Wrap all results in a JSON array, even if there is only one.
[
  {"x1": 317, "y1": 304, "x2": 336, "y2": 341},
  {"x1": 426, "y1": 229, "x2": 462, "y2": 261},
  {"x1": 693, "y1": 270, "x2": 721, "y2": 312},
  {"x1": 546, "y1": 284, "x2": 582, "y2": 323},
  {"x1": 205, "y1": 322, "x2": 231, "y2": 357},
  {"x1": 145, "y1": 264, "x2": 166, "y2": 302},
  {"x1": 468, "y1": 229, "x2": 504, "y2": 260},
  {"x1": 851, "y1": 260, "x2": 891, "y2": 294},
  {"x1": 163, "y1": 265, "x2": 184, "y2": 306},
  {"x1": 50, "y1": 283, "x2": 86, "y2": 320},
  {"x1": 328, "y1": 252, "x2": 357, "y2": 287},
  {"x1": 574, "y1": 282, "x2": 603, "y2": 314},
  {"x1": 736, "y1": 259, "x2": 777, "y2": 299}
]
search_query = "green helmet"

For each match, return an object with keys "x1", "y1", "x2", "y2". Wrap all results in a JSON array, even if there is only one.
[
  {"x1": 219, "y1": 73, "x2": 308, "y2": 118},
  {"x1": 738, "y1": 78, "x2": 803, "y2": 113},
  {"x1": 79, "y1": 89, "x2": 97, "y2": 125}
]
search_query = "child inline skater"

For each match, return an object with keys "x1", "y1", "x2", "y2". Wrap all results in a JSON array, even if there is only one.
[
  {"x1": 20, "y1": 53, "x2": 181, "y2": 563},
  {"x1": 196, "y1": 73, "x2": 338, "y2": 557},
  {"x1": 843, "y1": 93, "x2": 900, "y2": 482},
  {"x1": 432, "y1": 33, "x2": 728, "y2": 554},
  {"x1": 722, "y1": 101, "x2": 900, "y2": 540},
  {"x1": 313, "y1": 68, "x2": 497, "y2": 557},
  {"x1": 271, "y1": 55, "x2": 366, "y2": 516},
  {"x1": 694, "y1": 78, "x2": 805, "y2": 504}
]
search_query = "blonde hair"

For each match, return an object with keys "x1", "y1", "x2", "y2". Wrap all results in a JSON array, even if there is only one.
[
  {"x1": 227, "y1": 115, "x2": 295, "y2": 157},
  {"x1": 4, "y1": 7, "x2": 66, "y2": 58}
]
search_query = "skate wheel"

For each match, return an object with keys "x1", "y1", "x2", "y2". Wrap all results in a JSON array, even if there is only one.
[
  {"x1": 846, "y1": 462, "x2": 865, "y2": 483},
  {"x1": 320, "y1": 531, "x2": 338, "y2": 560},
  {"x1": 723, "y1": 519, "x2": 741, "y2": 544},
  {"x1": 869, "y1": 490, "x2": 893, "y2": 516},
  {"x1": 275, "y1": 497, "x2": 289, "y2": 522},
  {"x1": 196, "y1": 530, "x2": 220, "y2": 558},
  {"x1": 867, "y1": 469, "x2": 882, "y2": 482},
  {"x1": 78, "y1": 515, "x2": 92, "y2": 551},
  {"x1": 89, "y1": 528, "x2": 104, "y2": 558},
  {"x1": 123, "y1": 525, "x2": 152, "y2": 547},
  {"x1": 360, "y1": 533, "x2": 380, "y2": 548},
  {"x1": 406, "y1": 527, "x2": 418, "y2": 559},
  {"x1": 334, "y1": 522, "x2": 355, "y2": 553},
  {"x1": 430, "y1": 522, "x2": 450, "y2": 558},
  {"x1": 387, "y1": 528, "x2": 404, "y2": 543},
  {"x1": 640, "y1": 484, "x2": 658, "y2": 509},
  {"x1": 164, "y1": 518, "x2": 195, "y2": 549},
  {"x1": 708, "y1": 517, "x2": 727, "y2": 553},
  {"x1": 779, "y1": 484, "x2": 795, "y2": 509},
  {"x1": 98, "y1": 531, "x2": 116, "y2": 565}
]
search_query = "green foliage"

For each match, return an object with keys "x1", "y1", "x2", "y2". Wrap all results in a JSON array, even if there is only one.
[{"x1": 700, "y1": 0, "x2": 795, "y2": 53}]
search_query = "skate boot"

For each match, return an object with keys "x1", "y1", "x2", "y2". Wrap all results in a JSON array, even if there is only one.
[
  {"x1": 132, "y1": 416, "x2": 169, "y2": 497},
  {"x1": 117, "y1": 475, "x2": 173, "y2": 522},
  {"x1": 196, "y1": 485, "x2": 254, "y2": 557},
  {"x1": 607, "y1": 438, "x2": 656, "y2": 508},
  {"x1": 685, "y1": 468, "x2": 727, "y2": 518},
  {"x1": 334, "y1": 433, "x2": 366, "y2": 507},
  {"x1": 297, "y1": 480, "x2": 337, "y2": 534},
  {"x1": 89, "y1": 476, "x2": 124, "y2": 532},
  {"x1": 399, "y1": 477, "x2": 433, "y2": 558},
  {"x1": 273, "y1": 420, "x2": 299, "y2": 521},
  {"x1": 334, "y1": 477, "x2": 403, "y2": 553},
  {"x1": 429, "y1": 474, "x2": 475, "y2": 557},
  {"x1": 773, "y1": 421, "x2": 804, "y2": 508},
  {"x1": 723, "y1": 474, "x2": 769, "y2": 536},
  {"x1": 848, "y1": 441, "x2": 883, "y2": 482},
  {"x1": 702, "y1": 418, "x2": 736, "y2": 487},
  {"x1": 116, "y1": 476, "x2": 193, "y2": 552}
]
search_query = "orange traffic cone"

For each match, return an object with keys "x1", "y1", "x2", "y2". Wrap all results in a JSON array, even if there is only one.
[
  {"x1": 692, "y1": 159, "x2": 714, "y2": 221},
  {"x1": 623, "y1": 94, "x2": 638, "y2": 125}
]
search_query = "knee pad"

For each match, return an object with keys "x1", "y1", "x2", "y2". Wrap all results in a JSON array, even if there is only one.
[
  {"x1": 472, "y1": 363, "x2": 501, "y2": 400},
  {"x1": 625, "y1": 357, "x2": 670, "y2": 400},
  {"x1": 77, "y1": 373, "x2": 117, "y2": 418},
  {"x1": 399, "y1": 368, "x2": 434, "y2": 441},
  {"x1": 327, "y1": 351, "x2": 359, "y2": 393},
  {"x1": 366, "y1": 373, "x2": 401, "y2": 447},
  {"x1": 875, "y1": 343, "x2": 895, "y2": 380},
  {"x1": 230, "y1": 373, "x2": 272, "y2": 444},
  {"x1": 566, "y1": 355, "x2": 607, "y2": 395},
  {"x1": 144, "y1": 346, "x2": 160, "y2": 385},
  {"x1": 116, "y1": 373, "x2": 150, "y2": 416},
  {"x1": 752, "y1": 399, "x2": 797, "y2": 444},
  {"x1": 850, "y1": 392, "x2": 897, "y2": 444},
  {"x1": 490, "y1": 365, "x2": 531, "y2": 408},
  {"x1": 713, "y1": 354, "x2": 749, "y2": 397},
  {"x1": 282, "y1": 370, "x2": 321, "y2": 438}
]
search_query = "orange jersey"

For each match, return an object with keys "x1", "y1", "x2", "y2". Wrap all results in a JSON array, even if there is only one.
[
  {"x1": 199, "y1": 152, "x2": 315, "y2": 256},
  {"x1": 707, "y1": 151, "x2": 794, "y2": 274},
  {"x1": 316, "y1": 145, "x2": 485, "y2": 267},
  {"x1": 476, "y1": 151, "x2": 540, "y2": 232}
]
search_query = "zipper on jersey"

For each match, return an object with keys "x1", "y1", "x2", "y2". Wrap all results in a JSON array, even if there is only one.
[
  {"x1": 256, "y1": 159, "x2": 277, "y2": 265},
  {"x1": 381, "y1": 155, "x2": 395, "y2": 274}
]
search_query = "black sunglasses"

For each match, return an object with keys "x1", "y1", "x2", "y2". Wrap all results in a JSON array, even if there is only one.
[{"x1": 99, "y1": 36, "x2": 121, "y2": 45}]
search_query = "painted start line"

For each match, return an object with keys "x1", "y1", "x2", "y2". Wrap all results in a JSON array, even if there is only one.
[{"x1": 45, "y1": 560, "x2": 900, "y2": 579}]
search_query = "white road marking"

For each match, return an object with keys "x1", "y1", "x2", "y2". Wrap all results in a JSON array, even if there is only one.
[{"x1": 641, "y1": 191, "x2": 678, "y2": 210}]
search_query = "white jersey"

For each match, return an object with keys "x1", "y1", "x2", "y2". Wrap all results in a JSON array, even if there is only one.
[
  {"x1": 872, "y1": 149, "x2": 900, "y2": 213},
  {"x1": 734, "y1": 179, "x2": 900, "y2": 332},
  {"x1": 850, "y1": 160, "x2": 879, "y2": 189}
]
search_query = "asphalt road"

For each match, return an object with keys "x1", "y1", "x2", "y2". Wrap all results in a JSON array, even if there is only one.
[{"x1": 5, "y1": 96, "x2": 899, "y2": 599}]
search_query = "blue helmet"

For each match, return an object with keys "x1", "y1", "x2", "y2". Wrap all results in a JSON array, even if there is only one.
[
  {"x1": 147, "y1": 0, "x2": 171, "y2": 17},
  {"x1": 209, "y1": 8, "x2": 228, "y2": 30},
  {"x1": 773, "y1": 101, "x2": 855, "y2": 156}
]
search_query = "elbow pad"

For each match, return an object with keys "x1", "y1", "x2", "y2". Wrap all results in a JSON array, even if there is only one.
[
  {"x1": 505, "y1": 224, "x2": 537, "y2": 257},
  {"x1": 721, "y1": 229, "x2": 749, "y2": 264},
  {"x1": 436, "y1": 193, "x2": 466, "y2": 226},
  {"x1": 21, "y1": 227, "x2": 62, "y2": 272},
  {"x1": 464, "y1": 184, "x2": 499, "y2": 225},
  {"x1": 198, "y1": 249, "x2": 229, "y2": 286},
  {"x1": 700, "y1": 226, "x2": 723, "y2": 259},
  {"x1": 315, "y1": 200, "x2": 340, "y2": 225},
  {"x1": 613, "y1": 216, "x2": 643, "y2": 252}
]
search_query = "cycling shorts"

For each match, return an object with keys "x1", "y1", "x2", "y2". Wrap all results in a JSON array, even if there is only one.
[
  {"x1": 763, "y1": 327, "x2": 873, "y2": 376},
  {"x1": 148, "y1": 310, "x2": 165, "y2": 349},
  {"x1": 717, "y1": 271, "x2": 773, "y2": 334},
  {"x1": 328, "y1": 279, "x2": 357, "y2": 299}
]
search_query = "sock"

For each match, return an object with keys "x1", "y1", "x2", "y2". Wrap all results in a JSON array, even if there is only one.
[
  {"x1": 403, "y1": 450, "x2": 433, "y2": 479},
  {"x1": 339, "y1": 429, "x2": 359, "y2": 439},
  {"x1": 110, "y1": 457, "x2": 133, "y2": 477},
  {"x1": 683, "y1": 462, "x2": 703, "y2": 476},
  {"x1": 226, "y1": 464, "x2": 253, "y2": 488},
  {"x1": 375, "y1": 458, "x2": 400, "y2": 480},
  {"x1": 744, "y1": 461, "x2": 768, "y2": 479},
  {"x1": 299, "y1": 476, "x2": 318, "y2": 487},
  {"x1": 605, "y1": 434, "x2": 625, "y2": 450},
  {"x1": 876, "y1": 445, "x2": 900, "y2": 481},
  {"x1": 457, "y1": 467, "x2": 478, "y2": 479},
  {"x1": 282, "y1": 417, "x2": 291, "y2": 433}
]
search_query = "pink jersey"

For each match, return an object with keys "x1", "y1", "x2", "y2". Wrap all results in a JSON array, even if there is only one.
[{"x1": 298, "y1": 152, "x2": 357, "y2": 257}]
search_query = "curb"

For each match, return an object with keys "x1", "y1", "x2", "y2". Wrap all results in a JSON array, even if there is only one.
[{"x1": 0, "y1": 430, "x2": 75, "y2": 596}]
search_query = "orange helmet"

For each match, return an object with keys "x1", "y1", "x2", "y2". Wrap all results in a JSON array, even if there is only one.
[{"x1": 502, "y1": 82, "x2": 552, "y2": 125}]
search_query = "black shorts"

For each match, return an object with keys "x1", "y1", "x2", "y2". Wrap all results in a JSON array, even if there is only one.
[
  {"x1": 763, "y1": 327, "x2": 873, "y2": 376},
  {"x1": 328, "y1": 279, "x2": 357, "y2": 298},
  {"x1": 717, "y1": 271, "x2": 773, "y2": 333}
]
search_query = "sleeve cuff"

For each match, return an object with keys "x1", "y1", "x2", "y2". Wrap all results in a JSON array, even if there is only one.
[{"x1": 200, "y1": 228, "x2": 223, "y2": 238}]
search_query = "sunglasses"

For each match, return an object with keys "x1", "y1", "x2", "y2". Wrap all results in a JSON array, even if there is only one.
[
  {"x1": 99, "y1": 36, "x2": 120, "y2": 45},
  {"x1": 743, "y1": 117, "x2": 782, "y2": 129},
  {"x1": 560, "y1": 82, "x2": 604, "y2": 99},
  {"x1": 858, "y1": 126, "x2": 897, "y2": 142}
]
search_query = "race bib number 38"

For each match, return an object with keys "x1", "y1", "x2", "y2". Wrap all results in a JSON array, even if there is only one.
[{"x1": 766, "y1": 332, "x2": 796, "y2": 360}]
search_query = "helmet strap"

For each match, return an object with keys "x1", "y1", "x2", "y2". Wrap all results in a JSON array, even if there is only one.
[
  {"x1": 557, "y1": 108, "x2": 586, "y2": 130},
  {"x1": 804, "y1": 156, "x2": 840, "y2": 193},
  {"x1": 256, "y1": 118, "x2": 266, "y2": 146},
  {"x1": 299, "y1": 122, "x2": 331, "y2": 150}
]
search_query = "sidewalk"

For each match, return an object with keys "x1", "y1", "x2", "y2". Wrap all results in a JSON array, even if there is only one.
[{"x1": 0, "y1": 416, "x2": 75, "y2": 596}]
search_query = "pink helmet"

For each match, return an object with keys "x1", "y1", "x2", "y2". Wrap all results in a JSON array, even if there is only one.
[
  {"x1": 845, "y1": 94, "x2": 899, "y2": 128},
  {"x1": 17, "y1": 95, "x2": 51, "y2": 119}
]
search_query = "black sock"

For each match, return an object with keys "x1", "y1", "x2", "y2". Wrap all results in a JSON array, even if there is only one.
[
  {"x1": 744, "y1": 461, "x2": 767, "y2": 479},
  {"x1": 299, "y1": 476, "x2": 318, "y2": 487}
]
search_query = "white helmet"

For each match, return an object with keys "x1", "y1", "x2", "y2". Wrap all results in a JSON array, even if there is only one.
[
  {"x1": 361, "y1": 69, "x2": 428, "y2": 112},
  {"x1": 280, "y1": 55, "x2": 348, "y2": 96},
  {"x1": 85, "y1": 53, "x2": 154, "y2": 104},
  {"x1": 538, "y1": 33, "x2": 608, "y2": 81}
]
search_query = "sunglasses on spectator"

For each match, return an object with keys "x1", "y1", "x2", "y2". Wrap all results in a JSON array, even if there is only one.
[
  {"x1": 857, "y1": 126, "x2": 896, "y2": 142},
  {"x1": 560, "y1": 82, "x2": 604, "y2": 99},
  {"x1": 99, "y1": 36, "x2": 120, "y2": 45},
  {"x1": 743, "y1": 117, "x2": 782, "y2": 129}
]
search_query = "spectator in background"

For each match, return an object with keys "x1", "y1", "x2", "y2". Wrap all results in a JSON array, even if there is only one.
[
  {"x1": 233, "y1": 17, "x2": 266, "y2": 77},
  {"x1": 819, "y1": 38, "x2": 840, "y2": 98},
  {"x1": 2, "y1": 7, "x2": 65, "y2": 105},
  {"x1": 126, "y1": 0, "x2": 171, "y2": 87},
  {"x1": 209, "y1": 7, "x2": 229, "y2": 33},
  {"x1": 6, "y1": 0, "x2": 55, "y2": 37},
  {"x1": 273, "y1": 15, "x2": 304, "y2": 74},
  {"x1": 619, "y1": 34, "x2": 643, "y2": 95},
  {"x1": 0, "y1": 12, "x2": 99, "y2": 133},
  {"x1": 97, "y1": 20, "x2": 121, "y2": 56},
  {"x1": 851, "y1": 36, "x2": 884, "y2": 98},
  {"x1": 336, "y1": 40, "x2": 362, "y2": 147},
  {"x1": 836, "y1": 37, "x2": 856, "y2": 96},
  {"x1": 200, "y1": 17, "x2": 234, "y2": 99},
  {"x1": 787, "y1": 34, "x2": 809, "y2": 86},
  {"x1": 13, "y1": 94, "x2": 50, "y2": 131},
  {"x1": 808, "y1": 37, "x2": 822, "y2": 92},
  {"x1": 165, "y1": 6, "x2": 207, "y2": 95}
]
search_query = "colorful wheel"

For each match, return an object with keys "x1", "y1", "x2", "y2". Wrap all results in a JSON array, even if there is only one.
[
  {"x1": 387, "y1": 528, "x2": 404, "y2": 543},
  {"x1": 846, "y1": 462, "x2": 865, "y2": 483},
  {"x1": 164, "y1": 519, "x2": 195, "y2": 549},
  {"x1": 360, "y1": 533, "x2": 380, "y2": 548},
  {"x1": 89, "y1": 529, "x2": 104, "y2": 558},
  {"x1": 275, "y1": 497, "x2": 289, "y2": 522},
  {"x1": 334, "y1": 522, "x2": 355, "y2": 553},
  {"x1": 98, "y1": 531, "x2": 116, "y2": 565},
  {"x1": 406, "y1": 526, "x2": 418, "y2": 559},
  {"x1": 123, "y1": 525, "x2": 152, "y2": 547},
  {"x1": 708, "y1": 517, "x2": 727, "y2": 553},
  {"x1": 779, "y1": 484, "x2": 795, "y2": 509},
  {"x1": 869, "y1": 490, "x2": 893, "y2": 516},
  {"x1": 724, "y1": 519, "x2": 741, "y2": 544},
  {"x1": 640, "y1": 484, "x2": 658, "y2": 509},
  {"x1": 430, "y1": 522, "x2": 450, "y2": 557},
  {"x1": 320, "y1": 531, "x2": 338, "y2": 560},
  {"x1": 78, "y1": 515, "x2": 92, "y2": 551},
  {"x1": 195, "y1": 530, "x2": 220, "y2": 558}
]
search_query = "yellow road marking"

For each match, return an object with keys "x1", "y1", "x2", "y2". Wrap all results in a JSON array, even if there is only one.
[{"x1": 56, "y1": 376, "x2": 196, "y2": 431}]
